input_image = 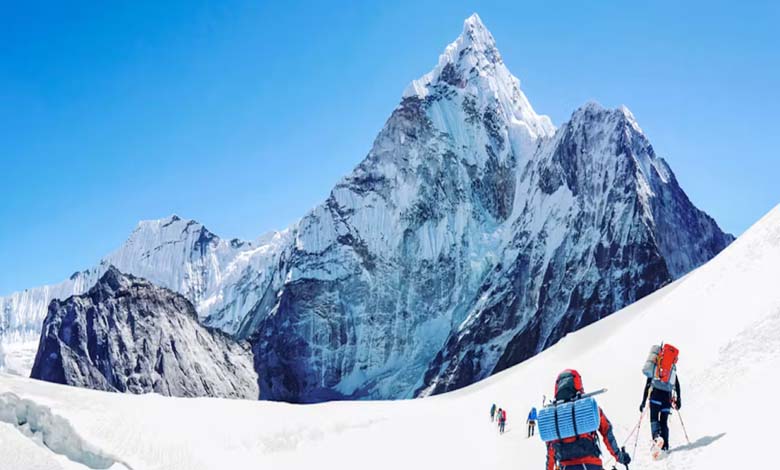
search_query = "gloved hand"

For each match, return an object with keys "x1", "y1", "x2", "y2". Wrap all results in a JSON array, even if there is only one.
[
  {"x1": 617, "y1": 450, "x2": 632, "y2": 465},
  {"x1": 639, "y1": 402, "x2": 645, "y2": 413},
  {"x1": 674, "y1": 399, "x2": 682, "y2": 410}
]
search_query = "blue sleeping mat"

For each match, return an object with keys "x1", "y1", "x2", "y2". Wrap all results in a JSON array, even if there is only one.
[{"x1": 538, "y1": 397, "x2": 600, "y2": 442}]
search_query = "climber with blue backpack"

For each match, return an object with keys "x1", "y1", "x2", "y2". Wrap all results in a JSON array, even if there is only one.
[
  {"x1": 639, "y1": 343, "x2": 682, "y2": 458},
  {"x1": 527, "y1": 406, "x2": 538, "y2": 438},
  {"x1": 539, "y1": 370, "x2": 631, "y2": 470}
]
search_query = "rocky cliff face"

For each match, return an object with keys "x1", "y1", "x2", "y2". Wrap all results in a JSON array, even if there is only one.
[
  {"x1": 5, "y1": 14, "x2": 733, "y2": 402},
  {"x1": 30, "y1": 267, "x2": 258, "y2": 399},
  {"x1": 416, "y1": 103, "x2": 733, "y2": 395}
]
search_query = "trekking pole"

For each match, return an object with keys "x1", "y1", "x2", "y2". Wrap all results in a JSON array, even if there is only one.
[
  {"x1": 631, "y1": 406, "x2": 646, "y2": 458},
  {"x1": 620, "y1": 402, "x2": 646, "y2": 456},
  {"x1": 610, "y1": 407, "x2": 644, "y2": 470},
  {"x1": 676, "y1": 408, "x2": 691, "y2": 445}
]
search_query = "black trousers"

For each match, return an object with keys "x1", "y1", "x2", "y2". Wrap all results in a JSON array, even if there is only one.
[{"x1": 649, "y1": 401, "x2": 670, "y2": 450}]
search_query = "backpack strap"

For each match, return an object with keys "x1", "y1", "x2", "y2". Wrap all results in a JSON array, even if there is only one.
[{"x1": 553, "y1": 405, "x2": 561, "y2": 441}]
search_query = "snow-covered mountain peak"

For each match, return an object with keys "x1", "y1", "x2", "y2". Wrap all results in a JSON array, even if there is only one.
[
  {"x1": 571, "y1": 101, "x2": 624, "y2": 124},
  {"x1": 455, "y1": 13, "x2": 499, "y2": 63},
  {"x1": 569, "y1": 101, "x2": 643, "y2": 136},
  {"x1": 403, "y1": 13, "x2": 499, "y2": 97},
  {"x1": 560, "y1": 102, "x2": 655, "y2": 168},
  {"x1": 0, "y1": 212, "x2": 274, "y2": 352},
  {"x1": 403, "y1": 13, "x2": 553, "y2": 156},
  {"x1": 552, "y1": 102, "x2": 674, "y2": 212},
  {"x1": 128, "y1": 215, "x2": 218, "y2": 247}
]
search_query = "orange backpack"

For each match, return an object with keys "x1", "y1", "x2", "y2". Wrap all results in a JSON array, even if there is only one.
[{"x1": 655, "y1": 343, "x2": 679, "y2": 384}]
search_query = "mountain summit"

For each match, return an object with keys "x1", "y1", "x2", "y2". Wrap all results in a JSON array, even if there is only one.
[
  {"x1": 2, "y1": 15, "x2": 732, "y2": 402},
  {"x1": 404, "y1": 14, "x2": 554, "y2": 150}
]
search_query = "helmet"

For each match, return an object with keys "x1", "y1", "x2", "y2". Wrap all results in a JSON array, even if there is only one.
[{"x1": 554, "y1": 369, "x2": 584, "y2": 401}]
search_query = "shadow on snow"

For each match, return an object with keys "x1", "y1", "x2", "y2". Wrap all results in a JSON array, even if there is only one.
[{"x1": 670, "y1": 433, "x2": 726, "y2": 454}]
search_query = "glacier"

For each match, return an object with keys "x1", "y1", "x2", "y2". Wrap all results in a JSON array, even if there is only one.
[{"x1": 1, "y1": 13, "x2": 732, "y2": 402}]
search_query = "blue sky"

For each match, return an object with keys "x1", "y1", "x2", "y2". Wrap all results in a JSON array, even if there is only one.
[{"x1": 1, "y1": 1, "x2": 778, "y2": 295}]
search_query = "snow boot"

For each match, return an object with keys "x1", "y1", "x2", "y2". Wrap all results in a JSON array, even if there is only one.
[{"x1": 651, "y1": 436, "x2": 665, "y2": 460}]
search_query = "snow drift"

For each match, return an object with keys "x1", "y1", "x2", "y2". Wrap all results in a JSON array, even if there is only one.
[{"x1": 0, "y1": 392, "x2": 121, "y2": 469}]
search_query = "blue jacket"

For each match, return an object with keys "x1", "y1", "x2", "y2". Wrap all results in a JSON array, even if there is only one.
[{"x1": 528, "y1": 407, "x2": 537, "y2": 421}]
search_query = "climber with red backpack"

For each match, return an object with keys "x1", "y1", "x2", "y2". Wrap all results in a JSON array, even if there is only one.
[
  {"x1": 539, "y1": 370, "x2": 631, "y2": 470},
  {"x1": 639, "y1": 343, "x2": 682, "y2": 457},
  {"x1": 498, "y1": 408, "x2": 507, "y2": 434}
]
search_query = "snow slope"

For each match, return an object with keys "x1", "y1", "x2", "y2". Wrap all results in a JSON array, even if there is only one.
[{"x1": 1, "y1": 204, "x2": 777, "y2": 470}]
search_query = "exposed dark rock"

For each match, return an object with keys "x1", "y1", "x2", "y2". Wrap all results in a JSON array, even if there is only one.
[{"x1": 30, "y1": 267, "x2": 258, "y2": 399}]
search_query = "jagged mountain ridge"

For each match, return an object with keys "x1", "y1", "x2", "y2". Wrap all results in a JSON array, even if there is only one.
[
  {"x1": 0, "y1": 215, "x2": 290, "y2": 345},
  {"x1": 2, "y1": 14, "x2": 732, "y2": 402},
  {"x1": 416, "y1": 102, "x2": 734, "y2": 395},
  {"x1": 30, "y1": 266, "x2": 258, "y2": 399}
]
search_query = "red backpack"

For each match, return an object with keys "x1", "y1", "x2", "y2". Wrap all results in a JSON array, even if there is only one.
[{"x1": 655, "y1": 343, "x2": 679, "y2": 384}]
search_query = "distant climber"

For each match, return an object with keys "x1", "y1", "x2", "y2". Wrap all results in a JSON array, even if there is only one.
[
  {"x1": 498, "y1": 408, "x2": 507, "y2": 434},
  {"x1": 640, "y1": 343, "x2": 682, "y2": 457},
  {"x1": 527, "y1": 406, "x2": 537, "y2": 438},
  {"x1": 490, "y1": 403, "x2": 497, "y2": 422},
  {"x1": 541, "y1": 370, "x2": 631, "y2": 470}
]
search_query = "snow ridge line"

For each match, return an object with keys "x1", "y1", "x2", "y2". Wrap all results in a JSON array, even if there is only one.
[{"x1": 0, "y1": 392, "x2": 133, "y2": 469}]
